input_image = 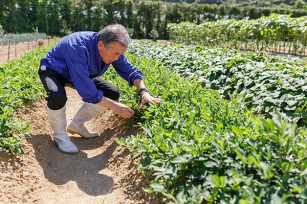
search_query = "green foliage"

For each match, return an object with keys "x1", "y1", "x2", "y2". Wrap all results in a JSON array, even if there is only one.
[
  {"x1": 0, "y1": 38, "x2": 306, "y2": 202},
  {"x1": 168, "y1": 14, "x2": 307, "y2": 54},
  {"x1": 105, "y1": 53, "x2": 307, "y2": 203},
  {"x1": 0, "y1": 0, "x2": 71, "y2": 36},
  {"x1": 0, "y1": 45, "x2": 51, "y2": 154},
  {"x1": 128, "y1": 40, "x2": 307, "y2": 125},
  {"x1": 1, "y1": 0, "x2": 307, "y2": 38},
  {"x1": 155, "y1": 0, "x2": 300, "y2": 6},
  {"x1": 0, "y1": 24, "x2": 3, "y2": 36}
]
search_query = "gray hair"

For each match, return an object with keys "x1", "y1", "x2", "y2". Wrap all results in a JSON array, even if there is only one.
[{"x1": 97, "y1": 24, "x2": 131, "y2": 47}]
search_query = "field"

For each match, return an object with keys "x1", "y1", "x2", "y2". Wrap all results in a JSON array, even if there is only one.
[
  {"x1": 0, "y1": 46, "x2": 158, "y2": 203},
  {"x1": 1, "y1": 0, "x2": 307, "y2": 202},
  {"x1": 0, "y1": 38, "x2": 306, "y2": 203}
]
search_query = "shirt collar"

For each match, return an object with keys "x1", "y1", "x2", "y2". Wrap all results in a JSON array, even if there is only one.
[{"x1": 94, "y1": 33, "x2": 104, "y2": 69}]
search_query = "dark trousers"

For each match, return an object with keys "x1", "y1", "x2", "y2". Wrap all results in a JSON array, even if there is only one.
[{"x1": 38, "y1": 68, "x2": 120, "y2": 110}]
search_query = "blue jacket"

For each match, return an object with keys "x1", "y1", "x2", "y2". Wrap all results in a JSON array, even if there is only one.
[{"x1": 40, "y1": 31, "x2": 142, "y2": 103}]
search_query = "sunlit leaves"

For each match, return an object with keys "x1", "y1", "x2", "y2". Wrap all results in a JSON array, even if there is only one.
[
  {"x1": 114, "y1": 51, "x2": 307, "y2": 203},
  {"x1": 168, "y1": 14, "x2": 307, "y2": 55},
  {"x1": 0, "y1": 45, "x2": 52, "y2": 154},
  {"x1": 128, "y1": 40, "x2": 307, "y2": 125}
]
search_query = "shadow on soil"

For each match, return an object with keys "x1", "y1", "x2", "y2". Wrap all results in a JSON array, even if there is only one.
[{"x1": 27, "y1": 120, "x2": 133, "y2": 196}]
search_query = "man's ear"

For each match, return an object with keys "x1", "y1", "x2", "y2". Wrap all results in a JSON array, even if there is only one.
[{"x1": 98, "y1": 40, "x2": 104, "y2": 48}]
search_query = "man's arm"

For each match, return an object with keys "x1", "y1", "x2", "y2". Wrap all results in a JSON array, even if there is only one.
[
  {"x1": 112, "y1": 55, "x2": 160, "y2": 109},
  {"x1": 112, "y1": 55, "x2": 143, "y2": 85},
  {"x1": 133, "y1": 78, "x2": 147, "y2": 93},
  {"x1": 97, "y1": 97, "x2": 134, "y2": 119}
]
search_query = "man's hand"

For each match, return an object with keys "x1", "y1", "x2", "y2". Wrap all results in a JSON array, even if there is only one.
[
  {"x1": 132, "y1": 79, "x2": 161, "y2": 109},
  {"x1": 139, "y1": 92, "x2": 161, "y2": 109},
  {"x1": 113, "y1": 102, "x2": 134, "y2": 119},
  {"x1": 98, "y1": 97, "x2": 134, "y2": 119}
]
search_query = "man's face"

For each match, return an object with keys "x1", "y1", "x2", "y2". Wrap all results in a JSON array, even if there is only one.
[{"x1": 98, "y1": 41, "x2": 127, "y2": 64}]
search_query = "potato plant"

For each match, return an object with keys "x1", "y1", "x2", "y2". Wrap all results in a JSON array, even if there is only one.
[
  {"x1": 106, "y1": 54, "x2": 307, "y2": 204},
  {"x1": 128, "y1": 40, "x2": 307, "y2": 125},
  {"x1": 1, "y1": 41, "x2": 306, "y2": 203},
  {"x1": 0, "y1": 46, "x2": 50, "y2": 154}
]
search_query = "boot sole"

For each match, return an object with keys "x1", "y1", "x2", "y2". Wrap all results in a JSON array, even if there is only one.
[
  {"x1": 67, "y1": 128, "x2": 98, "y2": 139},
  {"x1": 67, "y1": 128, "x2": 78, "y2": 135}
]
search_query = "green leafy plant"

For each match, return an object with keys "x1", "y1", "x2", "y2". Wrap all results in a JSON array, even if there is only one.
[
  {"x1": 0, "y1": 45, "x2": 52, "y2": 154},
  {"x1": 168, "y1": 14, "x2": 307, "y2": 56},
  {"x1": 128, "y1": 40, "x2": 307, "y2": 125},
  {"x1": 107, "y1": 53, "x2": 307, "y2": 203}
]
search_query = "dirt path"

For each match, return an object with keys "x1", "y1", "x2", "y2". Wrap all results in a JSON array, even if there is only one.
[{"x1": 0, "y1": 87, "x2": 157, "y2": 204}]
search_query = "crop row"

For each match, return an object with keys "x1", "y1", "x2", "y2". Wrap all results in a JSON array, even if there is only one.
[
  {"x1": 0, "y1": 46, "x2": 49, "y2": 154},
  {"x1": 168, "y1": 14, "x2": 307, "y2": 55},
  {"x1": 104, "y1": 54, "x2": 307, "y2": 203},
  {"x1": 0, "y1": 41, "x2": 306, "y2": 203},
  {"x1": 128, "y1": 40, "x2": 307, "y2": 125}
]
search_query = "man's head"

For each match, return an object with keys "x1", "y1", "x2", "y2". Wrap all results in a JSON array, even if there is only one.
[{"x1": 97, "y1": 24, "x2": 131, "y2": 64}]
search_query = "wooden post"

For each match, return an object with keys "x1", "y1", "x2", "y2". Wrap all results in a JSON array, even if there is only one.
[
  {"x1": 288, "y1": 42, "x2": 291, "y2": 54},
  {"x1": 8, "y1": 41, "x2": 10, "y2": 61},
  {"x1": 15, "y1": 42, "x2": 17, "y2": 58}
]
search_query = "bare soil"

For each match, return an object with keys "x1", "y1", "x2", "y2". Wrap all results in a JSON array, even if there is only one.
[{"x1": 0, "y1": 87, "x2": 159, "y2": 204}]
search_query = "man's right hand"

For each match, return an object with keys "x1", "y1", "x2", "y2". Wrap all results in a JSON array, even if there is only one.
[
  {"x1": 98, "y1": 97, "x2": 134, "y2": 119},
  {"x1": 113, "y1": 102, "x2": 134, "y2": 119}
]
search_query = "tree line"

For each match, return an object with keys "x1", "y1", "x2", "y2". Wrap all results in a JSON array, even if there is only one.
[{"x1": 0, "y1": 0, "x2": 306, "y2": 39}]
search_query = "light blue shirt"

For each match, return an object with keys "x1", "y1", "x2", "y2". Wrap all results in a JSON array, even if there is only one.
[{"x1": 40, "y1": 31, "x2": 142, "y2": 103}]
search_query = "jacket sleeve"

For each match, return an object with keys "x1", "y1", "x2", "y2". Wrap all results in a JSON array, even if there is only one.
[
  {"x1": 112, "y1": 54, "x2": 143, "y2": 86},
  {"x1": 65, "y1": 45, "x2": 103, "y2": 103}
]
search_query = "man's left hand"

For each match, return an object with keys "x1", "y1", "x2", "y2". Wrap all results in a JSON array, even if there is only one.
[{"x1": 139, "y1": 92, "x2": 161, "y2": 109}]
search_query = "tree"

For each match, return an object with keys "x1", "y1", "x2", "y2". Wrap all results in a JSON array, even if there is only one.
[{"x1": 295, "y1": 0, "x2": 305, "y2": 8}]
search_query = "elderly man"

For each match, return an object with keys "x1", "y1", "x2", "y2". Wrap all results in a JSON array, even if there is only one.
[{"x1": 39, "y1": 24, "x2": 160, "y2": 153}]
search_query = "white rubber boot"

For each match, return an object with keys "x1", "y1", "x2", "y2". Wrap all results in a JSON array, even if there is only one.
[
  {"x1": 46, "y1": 104, "x2": 78, "y2": 153},
  {"x1": 67, "y1": 102, "x2": 106, "y2": 138}
]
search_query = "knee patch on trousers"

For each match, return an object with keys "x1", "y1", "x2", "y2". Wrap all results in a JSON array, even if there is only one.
[{"x1": 47, "y1": 93, "x2": 67, "y2": 110}]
